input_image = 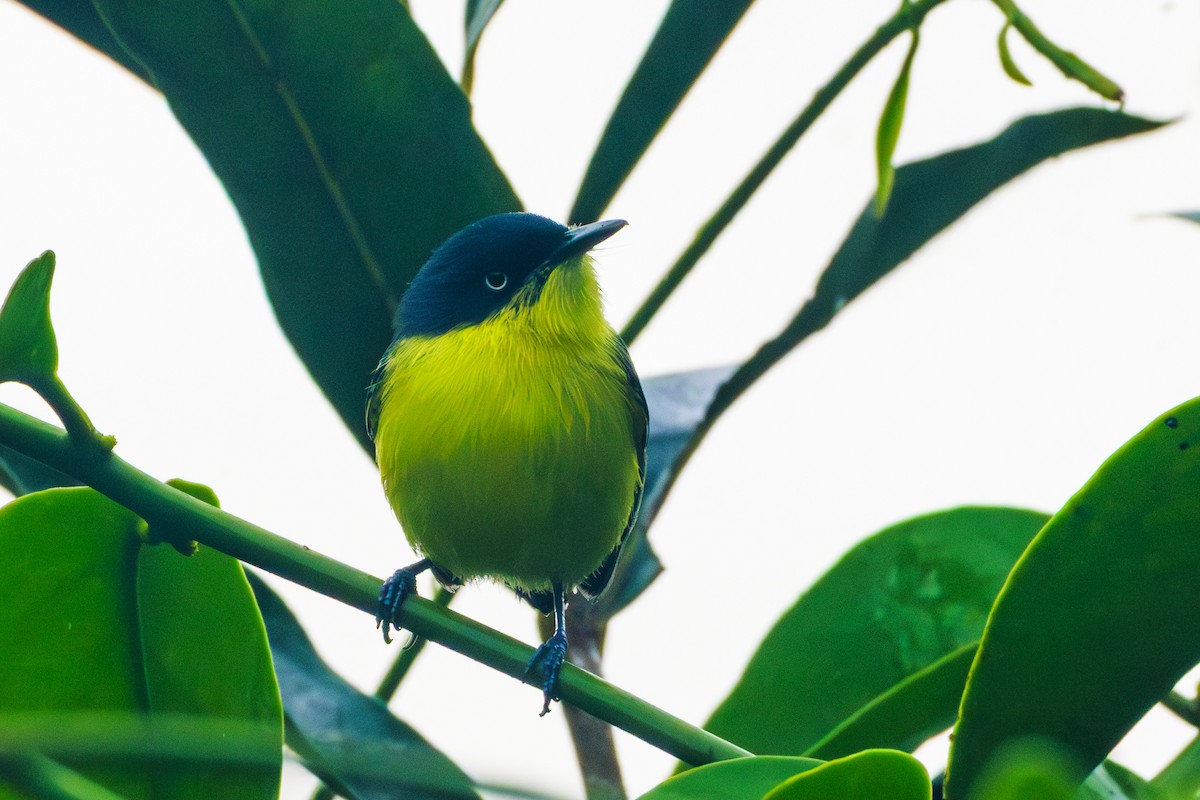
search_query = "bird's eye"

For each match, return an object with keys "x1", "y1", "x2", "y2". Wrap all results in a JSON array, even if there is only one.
[{"x1": 484, "y1": 272, "x2": 508, "y2": 291}]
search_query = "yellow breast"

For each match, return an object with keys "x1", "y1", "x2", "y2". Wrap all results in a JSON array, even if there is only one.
[{"x1": 373, "y1": 262, "x2": 641, "y2": 591}]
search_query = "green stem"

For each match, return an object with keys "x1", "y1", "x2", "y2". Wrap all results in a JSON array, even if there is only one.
[
  {"x1": 990, "y1": 0, "x2": 1123, "y2": 101},
  {"x1": 1154, "y1": 733, "x2": 1200, "y2": 797},
  {"x1": 0, "y1": 402, "x2": 749, "y2": 768},
  {"x1": 0, "y1": 752, "x2": 129, "y2": 800},
  {"x1": 620, "y1": 0, "x2": 948, "y2": 345},
  {"x1": 33, "y1": 374, "x2": 113, "y2": 451},
  {"x1": 0, "y1": 712, "x2": 279, "y2": 768},
  {"x1": 1163, "y1": 691, "x2": 1200, "y2": 728}
]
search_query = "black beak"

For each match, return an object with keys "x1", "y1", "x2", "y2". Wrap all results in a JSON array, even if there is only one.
[{"x1": 543, "y1": 219, "x2": 627, "y2": 270}]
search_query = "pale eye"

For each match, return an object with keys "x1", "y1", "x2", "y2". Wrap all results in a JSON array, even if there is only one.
[{"x1": 484, "y1": 272, "x2": 508, "y2": 291}]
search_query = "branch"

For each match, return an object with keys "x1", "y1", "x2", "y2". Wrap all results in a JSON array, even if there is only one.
[
  {"x1": 0, "y1": 402, "x2": 749, "y2": 769},
  {"x1": 620, "y1": 0, "x2": 950, "y2": 345}
]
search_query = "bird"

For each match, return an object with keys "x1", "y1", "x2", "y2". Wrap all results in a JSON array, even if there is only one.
[{"x1": 366, "y1": 212, "x2": 647, "y2": 714}]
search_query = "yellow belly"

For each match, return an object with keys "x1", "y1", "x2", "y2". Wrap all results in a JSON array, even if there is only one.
[{"x1": 373, "y1": 321, "x2": 640, "y2": 591}]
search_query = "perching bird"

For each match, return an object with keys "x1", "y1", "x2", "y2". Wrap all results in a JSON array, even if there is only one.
[{"x1": 366, "y1": 212, "x2": 647, "y2": 714}]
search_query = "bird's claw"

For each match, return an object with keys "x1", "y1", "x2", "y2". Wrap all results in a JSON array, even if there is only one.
[
  {"x1": 525, "y1": 629, "x2": 568, "y2": 716},
  {"x1": 376, "y1": 567, "x2": 419, "y2": 644}
]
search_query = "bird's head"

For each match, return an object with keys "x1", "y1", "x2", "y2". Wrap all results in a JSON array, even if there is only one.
[{"x1": 393, "y1": 213, "x2": 626, "y2": 338}]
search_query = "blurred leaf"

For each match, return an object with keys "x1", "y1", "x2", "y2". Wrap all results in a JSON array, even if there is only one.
[
  {"x1": 805, "y1": 643, "x2": 977, "y2": 760},
  {"x1": 763, "y1": 750, "x2": 930, "y2": 800},
  {"x1": 0, "y1": 443, "x2": 78, "y2": 496},
  {"x1": 702, "y1": 507, "x2": 1047, "y2": 757},
  {"x1": 569, "y1": 0, "x2": 754, "y2": 223},
  {"x1": 0, "y1": 488, "x2": 282, "y2": 800},
  {"x1": 804, "y1": 109, "x2": 1162, "y2": 328},
  {"x1": 997, "y1": 23, "x2": 1032, "y2": 86},
  {"x1": 1084, "y1": 762, "x2": 1164, "y2": 800},
  {"x1": 0, "y1": 251, "x2": 58, "y2": 383},
  {"x1": 946, "y1": 397, "x2": 1200, "y2": 800},
  {"x1": 16, "y1": 0, "x2": 151, "y2": 83},
  {"x1": 247, "y1": 573, "x2": 480, "y2": 800},
  {"x1": 591, "y1": 366, "x2": 735, "y2": 617},
  {"x1": 461, "y1": 0, "x2": 504, "y2": 94},
  {"x1": 966, "y1": 739, "x2": 1081, "y2": 800},
  {"x1": 874, "y1": 28, "x2": 918, "y2": 217},
  {"x1": 637, "y1": 756, "x2": 821, "y2": 800},
  {"x1": 88, "y1": 0, "x2": 521, "y2": 451},
  {"x1": 1170, "y1": 212, "x2": 1200, "y2": 224}
]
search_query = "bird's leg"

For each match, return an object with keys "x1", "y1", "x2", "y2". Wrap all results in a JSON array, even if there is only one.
[
  {"x1": 376, "y1": 557, "x2": 433, "y2": 644},
  {"x1": 525, "y1": 581, "x2": 568, "y2": 716}
]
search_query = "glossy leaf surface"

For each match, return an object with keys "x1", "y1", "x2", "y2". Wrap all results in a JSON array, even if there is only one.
[
  {"x1": 637, "y1": 756, "x2": 820, "y2": 800},
  {"x1": 570, "y1": 0, "x2": 754, "y2": 222},
  {"x1": 805, "y1": 643, "x2": 977, "y2": 760},
  {"x1": 703, "y1": 507, "x2": 1047, "y2": 757},
  {"x1": 763, "y1": 750, "x2": 930, "y2": 800},
  {"x1": 248, "y1": 573, "x2": 479, "y2": 800},
  {"x1": 0, "y1": 488, "x2": 281, "y2": 800},
  {"x1": 946, "y1": 397, "x2": 1200, "y2": 799},
  {"x1": 87, "y1": 0, "x2": 521, "y2": 450}
]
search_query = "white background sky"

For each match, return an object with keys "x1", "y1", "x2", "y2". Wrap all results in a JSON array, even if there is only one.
[{"x1": 2, "y1": 1, "x2": 1200, "y2": 797}]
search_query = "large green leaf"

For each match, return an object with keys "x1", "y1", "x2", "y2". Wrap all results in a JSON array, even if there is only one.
[
  {"x1": 637, "y1": 756, "x2": 821, "y2": 800},
  {"x1": 702, "y1": 507, "x2": 1047, "y2": 757},
  {"x1": 945, "y1": 397, "x2": 1200, "y2": 799},
  {"x1": 762, "y1": 750, "x2": 930, "y2": 800},
  {"x1": 247, "y1": 573, "x2": 479, "y2": 800},
  {"x1": 16, "y1": 0, "x2": 151, "y2": 82},
  {"x1": 0, "y1": 487, "x2": 282, "y2": 799},
  {"x1": 569, "y1": 0, "x2": 754, "y2": 223},
  {"x1": 804, "y1": 643, "x2": 977, "y2": 760},
  {"x1": 86, "y1": 0, "x2": 521, "y2": 450}
]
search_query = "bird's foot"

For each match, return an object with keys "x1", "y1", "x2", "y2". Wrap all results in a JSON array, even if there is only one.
[
  {"x1": 376, "y1": 566, "x2": 421, "y2": 644},
  {"x1": 525, "y1": 629, "x2": 569, "y2": 716}
]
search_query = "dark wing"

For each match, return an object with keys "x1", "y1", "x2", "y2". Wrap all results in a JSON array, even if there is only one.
[
  {"x1": 364, "y1": 349, "x2": 391, "y2": 442},
  {"x1": 578, "y1": 340, "x2": 648, "y2": 601}
]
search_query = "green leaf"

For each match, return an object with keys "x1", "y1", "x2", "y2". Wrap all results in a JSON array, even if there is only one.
[
  {"x1": 1084, "y1": 762, "x2": 1165, "y2": 800},
  {"x1": 569, "y1": 0, "x2": 754, "y2": 223},
  {"x1": 88, "y1": 0, "x2": 521, "y2": 451},
  {"x1": 874, "y1": 28, "x2": 919, "y2": 217},
  {"x1": 0, "y1": 443, "x2": 78, "y2": 497},
  {"x1": 247, "y1": 573, "x2": 480, "y2": 800},
  {"x1": 965, "y1": 739, "x2": 1081, "y2": 800},
  {"x1": 997, "y1": 23, "x2": 1032, "y2": 86},
  {"x1": 763, "y1": 750, "x2": 930, "y2": 800},
  {"x1": 0, "y1": 251, "x2": 58, "y2": 383},
  {"x1": 805, "y1": 643, "x2": 977, "y2": 760},
  {"x1": 461, "y1": 0, "x2": 505, "y2": 95},
  {"x1": 16, "y1": 0, "x2": 151, "y2": 83},
  {"x1": 637, "y1": 756, "x2": 821, "y2": 800},
  {"x1": 945, "y1": 397, "x2": 1200, "y2": 800},
  {"x1": 0, "y1": 488, "x2": 282, "y2": 800},
  {"x1": 702, "y1": 507, "x2": 1047, "y2": 757},
  {"x1": 806, "y1": 109, "x2": 1162, "y2": 327},
  {"x1": 590, "y1": 366, "x2": 735, "y2": 618},
  {"x1": 995, "y1": 0, "x2": 1123, "y2": 102},
  {"x1": 1170, "y1": 211, "x2": 1200, "y2": 224}
]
